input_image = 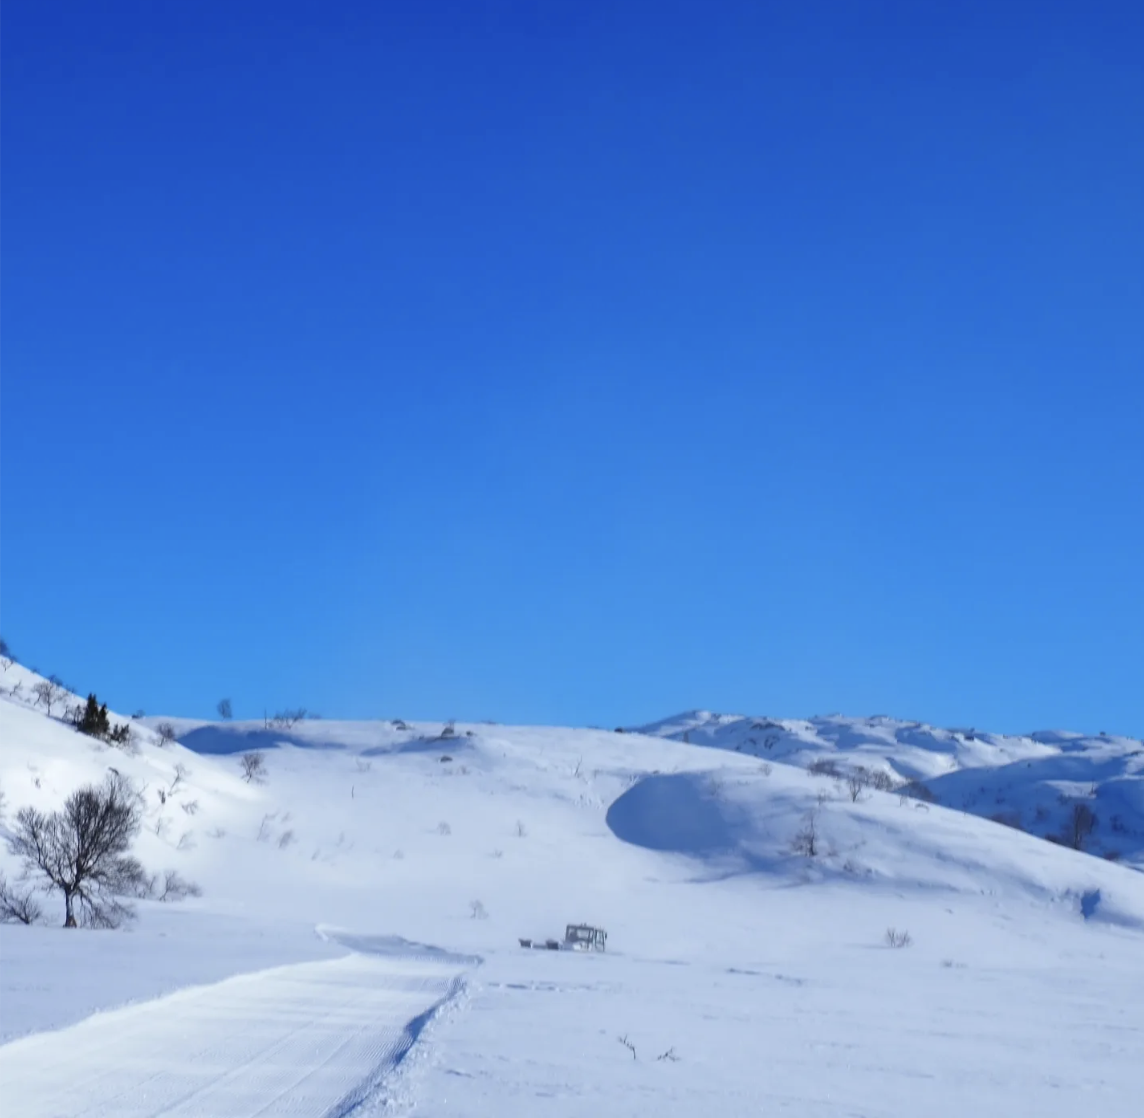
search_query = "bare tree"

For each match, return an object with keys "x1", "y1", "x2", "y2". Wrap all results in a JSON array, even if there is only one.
[
  {"x1": 217, "y1": 698, "x2": 233, "y2": 720},
  {"x1": 239, "y1": 752, "x2": 267, "y2": 783},
  {"x1": 1063, "y1": 802, "x2": 1097, "y2": 851},
  {"x1": 0, "y1": 872, "x2": 43, "y2": 924},
  {"x1": 791, "y1": 810, "x2": 819, "y2": 857},
  {"x1": 169, "y1": 763, "x2": 189, "y2": 793},
  {"x1": 846, "y1": 769, "x2": 869, "y2": 802},
  {"x1": 155, "y1": 722, "x2": 178, "y2": 748},
  {"x1": 31, "y1": 679, "x2": 67, "y2": 716},
  {"x1": 7, "y1": 774, "x2": 148, "y2": 928},
  {"x1": 268, "y1": 708, "x2": 307, "y2": 729}
]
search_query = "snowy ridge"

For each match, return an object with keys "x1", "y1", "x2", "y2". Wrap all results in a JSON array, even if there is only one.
[{"x1": 635, "y1": 709, "x2": 1144, "y2": 869}]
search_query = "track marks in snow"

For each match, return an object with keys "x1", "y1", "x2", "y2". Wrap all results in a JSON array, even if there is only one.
[{"x1": 0, "y1": 951, "x2": 469, "y2": 1118}]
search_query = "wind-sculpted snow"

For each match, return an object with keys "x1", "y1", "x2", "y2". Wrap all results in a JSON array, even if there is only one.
[
  {"x1": 607, "y1": 765, "x2": 1144, "y2": 927},
  {"x1": 636, "y1": 710, "x2": 1144, "y2": 868},
  {"x1": 606, "y1": 772, "x2": 745, "y2": 856}
]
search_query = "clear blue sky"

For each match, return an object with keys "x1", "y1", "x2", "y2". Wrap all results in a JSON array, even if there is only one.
[{"x1": 2, "y1": 1, "x2": 1141, "y2": 736}]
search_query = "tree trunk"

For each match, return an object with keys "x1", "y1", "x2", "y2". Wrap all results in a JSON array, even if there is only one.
[{"x1": 63, "y1": 891, "x2": 77, "y2": 928}]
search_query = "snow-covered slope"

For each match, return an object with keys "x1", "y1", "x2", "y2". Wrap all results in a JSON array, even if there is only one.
[
  {"x1": 636, "y1": 710, "x2": 1144, "y2": 869},
  {"x1": 2, "y1": 666, "x2": 1143, "y2": 1116}
]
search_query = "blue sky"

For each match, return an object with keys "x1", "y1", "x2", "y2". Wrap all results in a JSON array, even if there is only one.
[{"x1": 2, "y1": 1, "x2": 1141, "y2": 735}]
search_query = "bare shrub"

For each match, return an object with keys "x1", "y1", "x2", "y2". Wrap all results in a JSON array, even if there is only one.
[
  {"x1": 277, "y1": 829, "x2": 296, "y2": 849},
  {"x1": 268, "y1": 708, "x2": 307, "y2": 729},
  {"x1": 240, "y1": 752, "x2": 267, "y2": 783},
  {"x1": 869, "y1": 770, "x2": 897, "y2": 792},
  {"x1": 170, "y1": 763, "x2": 189, "y2": 793},
  {"x1": 217, "y1": 698, "x2": 233, "y2": 720},
  {"x1": 1061, "y1": 802, "x2": 1097, "y2": 850},
  {"x1": 515, "y1": 820, "x2": 527, "y2": 838},
  {"x1": 181, "y1": 799, "x2": 200, "y2": 815},
  {"x1": 7, "y1": 774, "x2": 148, "y2": 927},
  {"x1": 807, "y1": 758, "x2": 840, "y2": 778},
  {"x1": 155, "y1": 722, "x2": 178, "y2": 748},
  {"x1": 885, "y1": 927, "x2": 912, "y2": 948},
  {"x1": 469, "y1": 899, "x2": 487, "y2": 919},
  {"x1": 0, "y1": 872, "x2": 43, "y2": 924},
  {"x1": 791, "y1": 810, "x2": 819, "y2": 857},
  {"x1": 257, "y1": 814, "x2": 277, "y2": 841},
  {"x1": 437, "y1": 821, "x2": 452, "y2": 836},
  {"x1": 656, "y1": 1047, "x2": 680, "y2": 1062},
  {"x1": 618, "y1": 1034, "x2": 637, "y2": 1060},
  {"x1": 846, "y1": 770, "x2": 869, "y2": 802},
  {"x1": 176, "y1": 831, "x2": 196, "y2": 851},
  {"x1": 154, "y1": 869, "x2": 202, "y2": 902}
]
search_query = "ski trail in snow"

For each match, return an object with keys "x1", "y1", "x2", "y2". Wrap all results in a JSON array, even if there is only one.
[{"x1": 0, "y1": 951, "x2": 469, "y2": 1117}]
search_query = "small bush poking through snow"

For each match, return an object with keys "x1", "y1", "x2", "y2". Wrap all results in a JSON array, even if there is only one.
[
  {"x1": 469, "y1": 899, "x2": 487, "y2": 919},
  {"x1": 791, "y1": 811, "x2": 819, "y2": 857},
  {"x1": 240, "y1": 752, "x2": 267, "y2": 783},
  {"x1": 1060, "y1": 802, "x2": 1097, "y2": 851},
  {"x1": 437, "y1": 821, "x2": 452, "y2": 836},
  {"x1": 0, "y1": 872, "x2": 43, "y2": 925},
  {"x1": 885, "y1": 927, "x2": 913, "y2": 949},
  {"x1": 152, "y1": 869, "x2": 202, "y2": 902}
]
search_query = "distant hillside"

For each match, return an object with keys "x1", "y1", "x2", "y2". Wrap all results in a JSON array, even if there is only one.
[{"x1": 635, "y1": 711, "x2": 1144, "y2": 870}]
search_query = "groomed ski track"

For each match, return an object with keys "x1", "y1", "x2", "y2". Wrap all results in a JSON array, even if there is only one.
[{"x1": 0, "y1": 947, "x2": 472, "y2": 1117}]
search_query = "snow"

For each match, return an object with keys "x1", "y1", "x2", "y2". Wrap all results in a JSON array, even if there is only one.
[
  {"x1": 2, "y1": 663, "x2": 1143, "y2": 1114},
  {"x1": 0, "y1": 948, "x2": 469, "y2": 1118},
  {"x1": 636, "y1": 709, "x2": 1144, "y2": 869}
]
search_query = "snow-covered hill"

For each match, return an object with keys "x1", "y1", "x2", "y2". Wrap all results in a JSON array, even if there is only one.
[
  {"x1": 636, "y1": 709, "x2": 1144, "y2": 870},
  {"x1": 2, "y1": 665, "x2": 1143, "y2": 1116}
]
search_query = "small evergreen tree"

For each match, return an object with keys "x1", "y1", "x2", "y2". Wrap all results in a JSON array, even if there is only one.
[{"x1": 75, "y1": 694, "x2": 111, "y2": 739}]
